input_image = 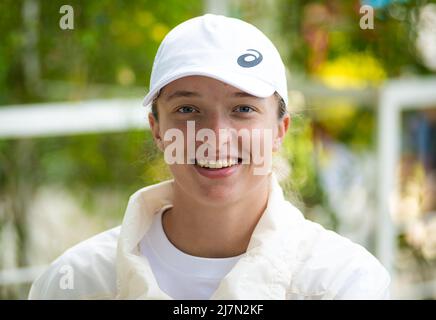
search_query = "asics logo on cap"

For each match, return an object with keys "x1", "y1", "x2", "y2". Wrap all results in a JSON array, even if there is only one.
[{"x1": 237, "y1": 49, "x2": 263, "y2": 68}]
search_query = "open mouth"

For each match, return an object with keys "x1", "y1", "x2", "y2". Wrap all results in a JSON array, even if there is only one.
[{"x1": 194, "y1": 158, "x2": 243, "y2": 170}]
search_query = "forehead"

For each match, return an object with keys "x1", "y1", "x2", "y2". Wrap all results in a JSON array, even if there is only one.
[{"x1": 160, "y1": 75, "x2": 259, "y2": 99}]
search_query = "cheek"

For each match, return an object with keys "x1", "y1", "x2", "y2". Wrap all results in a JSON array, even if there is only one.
[
  {"x1": 243, "y1": 123, "x2": 277, "y2": 155},
  {"x1": 159, "y1": 121, "x2": 190, "y2": 148},
  {"x1": 159, "y1": 118, "x2": 185, "y2": 133}
]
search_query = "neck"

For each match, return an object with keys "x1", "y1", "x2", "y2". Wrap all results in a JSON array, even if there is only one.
[{"x1": 162, "y1": 177, "x2": 270, "y2": 258}]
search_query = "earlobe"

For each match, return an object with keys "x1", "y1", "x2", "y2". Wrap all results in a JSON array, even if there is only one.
[
  {"x1": 273, "y1": 138, "x2": 282, "y2": 152},
  {"x1": 156, "y1": 137, "x2": 164, "y2": 152}
]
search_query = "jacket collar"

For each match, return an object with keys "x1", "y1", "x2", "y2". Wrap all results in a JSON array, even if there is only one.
[{"x1": 116, "y1": 173, "x2": 305, "y2": 299}]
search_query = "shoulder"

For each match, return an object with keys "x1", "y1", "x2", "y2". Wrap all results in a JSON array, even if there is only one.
[
  {"x1": 289, "y1": 219, "x2": 391, "y2": 299},
  {"x1": 28, "y1": 226, "x2": 121, "y2": 300}
]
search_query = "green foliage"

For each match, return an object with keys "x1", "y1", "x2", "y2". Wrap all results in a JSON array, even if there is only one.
[
  {"x1": 276, "y1": 0, "x2": 436, "y2": 78},
  {"x1": 0, "y1": 0, "x2": 203, "y2": 104}
]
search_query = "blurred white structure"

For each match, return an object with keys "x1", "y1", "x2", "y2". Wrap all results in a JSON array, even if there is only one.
[
  {"x1": 0, "y1": 98, "x2": 147, "y2": 288},
  {"x1": 0, "y1": 99, "x2": 147, "y2": 139},
  {"x1": 416, "y1": 4, "x2": 436, "y2": 71},
  {"x1": 377, "y1": 77, "x2": 436, "y2": 299}
]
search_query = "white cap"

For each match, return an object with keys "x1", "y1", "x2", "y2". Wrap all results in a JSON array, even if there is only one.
[{"x1": 142, "y1": 13, "x2": 288, "y2": 107}]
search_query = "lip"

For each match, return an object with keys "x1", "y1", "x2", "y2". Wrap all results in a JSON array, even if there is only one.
[{"x1": 193, "y1": 161, "x2": 241, "y2": 179}]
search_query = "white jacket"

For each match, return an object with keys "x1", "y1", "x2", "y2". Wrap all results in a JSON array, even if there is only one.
[{"x1": 28, "y1": 173, "x2": 390, "y2": 300}]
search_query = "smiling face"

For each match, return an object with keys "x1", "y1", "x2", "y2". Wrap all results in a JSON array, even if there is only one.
[{"x1": 148, "y1": 75, "x2": 290, "y2": 206}]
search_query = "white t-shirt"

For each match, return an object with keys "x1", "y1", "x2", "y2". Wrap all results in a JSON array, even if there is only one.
[{"x1": 139, "y1": 206, "x2": 245, "y2": 299}]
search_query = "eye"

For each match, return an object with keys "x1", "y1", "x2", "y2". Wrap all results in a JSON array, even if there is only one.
[
  {"x1": 176, "y1": 105, "x2": 198, "y2": 113},
  {"x1": 234, "y1": 105, "x2": 255, "y2": 113}
]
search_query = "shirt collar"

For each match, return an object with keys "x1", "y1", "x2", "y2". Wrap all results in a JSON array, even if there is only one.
[{"x1": 116, "y1": 172, "x2": 305, "y2": 299}]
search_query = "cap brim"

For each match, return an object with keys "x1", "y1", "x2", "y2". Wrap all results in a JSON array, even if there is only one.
[{"x1": 142, "y1": 68, "x2": 275, "y2": 107}]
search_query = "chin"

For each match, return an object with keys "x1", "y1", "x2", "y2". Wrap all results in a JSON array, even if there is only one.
[{"x1": 196, "y1": 182, "x2": 241, "y2": 205}]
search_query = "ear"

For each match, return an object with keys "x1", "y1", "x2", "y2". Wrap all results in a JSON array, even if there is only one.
[
  {"x1": 148, "y1": 113, "x2": 164, "y2": 152},
  {"x1": 273, "y1": 113, "x2": 291, "y2": 152}
]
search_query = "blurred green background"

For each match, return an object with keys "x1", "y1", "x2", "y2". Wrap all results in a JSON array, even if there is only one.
[{"x1": 1, "y1": 0, "x2": 436, "y2": 299}]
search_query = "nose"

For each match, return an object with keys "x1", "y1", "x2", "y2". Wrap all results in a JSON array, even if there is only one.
[
  {"x1": 203, "y1": 112, "x2": 228, "y2": 134},
  {"x1": 197, "y1": 113, "x2": 238, "y2": 158}
]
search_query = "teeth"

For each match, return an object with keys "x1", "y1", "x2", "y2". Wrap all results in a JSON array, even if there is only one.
[{"x1": 196, "y1": 159, "x2": 238, "y2": 169}]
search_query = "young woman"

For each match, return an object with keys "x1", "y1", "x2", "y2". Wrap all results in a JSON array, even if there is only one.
[{"x1": 29, "y1": 14, "x2": 390, "y2": 300}]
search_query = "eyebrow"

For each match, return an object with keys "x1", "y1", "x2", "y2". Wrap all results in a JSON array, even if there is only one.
[
  {"x1": 165, "y1": 90, "x2": 202, "y2": 101},
  {"x1": 231, "y1": 91, "x2": 258, "y2": 98},
  {"x1": 164, "y1": 90, "x2": 258, "y2": 101}
]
